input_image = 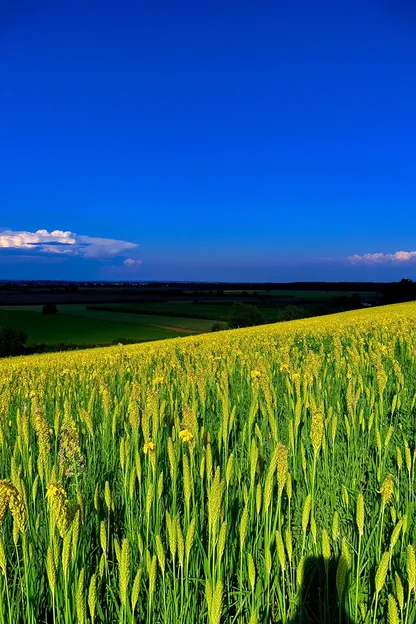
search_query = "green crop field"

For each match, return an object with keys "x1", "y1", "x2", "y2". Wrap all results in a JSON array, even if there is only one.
[
  {"x1": 88, "y1": 302, "x2": 287, "y2": 323},
  {"x1": 0, "y1": 309, "x2": 183, "y2": 346},
  {"x1": 0, "y1": 303, "x2": 415, "y2": 623}
]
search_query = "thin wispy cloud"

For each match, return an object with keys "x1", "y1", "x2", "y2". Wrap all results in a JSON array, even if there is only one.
[
  {"x1": 0, "y1": 229, "x2": 139, "y2": 259},
  {"x1": 348, "y1": 251, "x2": 416, "y2": 264}
]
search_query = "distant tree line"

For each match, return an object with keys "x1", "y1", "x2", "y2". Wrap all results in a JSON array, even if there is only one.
[
  {"x1": 0, "y1": 326, "x2": 28, "y2": 357},
  {"x1": 382, "y1": 279, "x2": 416, "y2": 304}
]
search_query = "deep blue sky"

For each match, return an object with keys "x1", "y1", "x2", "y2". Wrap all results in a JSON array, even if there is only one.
[{"x1": 1, "y1": 0, "x2": 416, "y2": 281}]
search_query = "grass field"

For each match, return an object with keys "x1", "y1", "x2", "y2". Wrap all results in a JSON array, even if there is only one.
[
  {"x1": 0, "y1": 302, "x2": 415, "y2": 623},
  {"x1": 89, "y1": 301, "x2": 290, "y2": 323},
  {"x1": 0, "y1": 308, "x2": 183, "y2": 346}
]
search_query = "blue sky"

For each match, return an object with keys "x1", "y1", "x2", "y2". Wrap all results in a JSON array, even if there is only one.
[{"x1": 1, "y1": 0, "x2": 416, "y2": 281}]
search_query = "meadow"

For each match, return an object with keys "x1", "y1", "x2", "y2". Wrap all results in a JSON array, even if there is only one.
[
  {"x1": 0, "y1": 307, "x2": 206, "y2": 348},
  {"x1": 0, "y1": 302, "x2": 416, "y2": 623}
]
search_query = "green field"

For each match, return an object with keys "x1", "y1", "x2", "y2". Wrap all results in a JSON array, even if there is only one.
[
  {"x1": 0, "y1": 308, "x2": 184, "y2": 346},
  {"x1": 0, "y1": 291, "x2": 374, "y2": 350},
  {"x1": 0, "y1": 303, "x2": 415, "y2": 622},
  {"x1": 89, "y1": 301, "x2": 287, "y2": 323}
]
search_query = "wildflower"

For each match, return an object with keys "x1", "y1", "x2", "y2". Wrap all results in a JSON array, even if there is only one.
[
  {"x1": 250, "y1": 370, "x2": 261, "y2": 379},
  {"x1": 179, "y1": 429, "x2": 194, "y2": 443},
  {"x1": 143, "y1": 441, "x2": 156, "y2": 455}
]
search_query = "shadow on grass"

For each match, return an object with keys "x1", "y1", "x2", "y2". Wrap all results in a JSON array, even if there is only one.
[{"x1": 288, "y1": 556, "x2": 355, "y2": 624}]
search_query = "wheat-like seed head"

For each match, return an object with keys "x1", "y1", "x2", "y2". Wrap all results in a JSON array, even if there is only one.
[
  {"x1": 297, "y1": 556, "x2": 305, "y2": 588},
  {"x1": 99, "y1": 553, "x2": 105, "y2": 580},
  {"x1": 396, "y1": 447, "x2": 403, "y2": 471},
  {"x1": 156, "y1": 535, "x2": 165, "y2": 577},
  {"x1": 286, "y1": 472, "x2": 292, "y2": 501},
  {"x1": 302, "y1": 495, "x2": 311, "y2": 535},
  {"x1": 0, "y1": 534, "x2": 7, "y2": 578},
  {"x1": 356, "y1": 493, "x2": 364, "y2": 537},
  {"x1": 177, "y1": 516, "x2": 185, "y2": 568},
  {"x1": 394, "y1": 572, "x2": 404, "y2": 612},
  {"x1": 205, "y1": 579, "x2": 212, "y2": 614},
  {"x1": 375, "y1": 552, "x2": 390, "y2": 594},
  {"x1": 88, "y1": 573, "x2": 97, "y2": 623},
  {"x1": 146, "y1": 482, "x2": 154, "y2": 519},
  {"x1": 336, "y1": 553, "x2": 348, "y2": 600},
  {"x1": 46, "y1": 544, "x2": 56, "y2": 595},
  {"x1": 331, "y1": 415, "x2": 337, "y2": 444},
  {"x1": 135, "y1": 449, "x2": 142, "y2": 485},
  {"x1": 206, "y1": 442, "x2": 213, "y2": 479},
  {"x1": 104, "y1": 481, "x2": 111, "y2": 511},
  {"x1": 256, "y1": 483, "x2": 262, "y2": 515},
  {"x1": 137, "y1": 532, "x2": 143, "y2": 556},
  {"x1": 285, "y1": 527, "x2": 293, "y2": 564},
  {"x1": 208, "y1": 468, "x2": 224, "y2": 537},
  {"x1": 225, "y1": 452, "x2": 234, "y2": 486},
  {"x1": 240, "y1": 504, "x2": 249, "y2": 551},
  {"x1": 166, "y1": 511, "x2": 177, "y2": 560},
  {"x1": 276, "y1": 444, "x2": 288, "y2": 496},
  {"x1": 387, "y1": 594, "x2": 399, "y2": 624},
  {"x1": 341, "y1": 537, "x2": 350, "y2": 569},
  {"x1": 263, "y1": 470, "x2": 274, "y2": 515},
  {"x1": 149, "y1": 555, "x2": 157, "y2": 599},
  {"x1": 211, "y1": 580, "x2": 223, "y2": 624},
  {"x1": 402, "y1": 514, "x2": 408, "y2": 535},
  {"x1": 167, "y1": 437, "x2": 175, "y2": 481},
  {"x1": 71, "y1": 508, "x2": 80, "y2": 563},
  {"x1": 0, "y1": 480, "x2": 27, "y2": 532},
  {"x1": 310, "y1": 410, "x2": 324, "y2": 456},
  {"x1": 379, "y1": 474, "x2": 394, "y2": 506},
  {"x1": 407, "y1": 545, "x2": 416, "y2": 589},
  {"x1": 247, "y1": 552, "x2": 256, "y2": 590},
  {"x1": 93, "y1": 483, "x2": 99, "y2": 512},
  {"x1": 404, "y1": 440, "x2": 411, "y2": 474},
  {"x1": 131, "y1": 567, "x2": 142, "y2": 613},
  {"x1": 218, "y1": 521, "x2": 227, "y2": 564},
  {"x1": 100, "y1": 520, "x2": 107, "y2": 553},
  {"x1": 119, "y1": 538, "x2": 131, "y2": 606},
  {"x1": 76, "y1": 568, "x2": 85, "y2": 624},
  {"x1": 62, "y1": 527, "x2": 72, "y2": 577},
  {"x1": 276, "y1": 530, "x2": 286, "y2": 571},
  {"x1": 157, "y1": 471, "x2": 164, "y2": 500},
  {"x1": 183, "y1": 455, "x2": 192, "y2": 510},
  {"x1": 389, "y1": 518, "x2": 403, "y2": 555},
  {"x1": 384, "y1": 426, "x2": 394, "y2": 449},
  {"x1": 322, "y1": 529, "x2": 330, "y2": 562}
]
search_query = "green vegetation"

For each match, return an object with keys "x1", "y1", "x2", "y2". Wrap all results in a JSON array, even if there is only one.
[
  {"x1": 88, "y1": 302, "x2": 299, "y2": 323},
  {"x1": 0, "y1": 303, "x2": 415, "y2": 622},
  {"x1": 0, "y1": 309, "x2": 182, "y2": 348}
]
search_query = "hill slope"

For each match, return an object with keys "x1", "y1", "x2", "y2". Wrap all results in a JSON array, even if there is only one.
[{"x1": 0, "y1": 302, "x2": 415, "y2": 623}]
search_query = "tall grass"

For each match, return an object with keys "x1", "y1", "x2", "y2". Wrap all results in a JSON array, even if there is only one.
[{"x1": 0, "y1": 302, "x2": 415, "y2": 622}]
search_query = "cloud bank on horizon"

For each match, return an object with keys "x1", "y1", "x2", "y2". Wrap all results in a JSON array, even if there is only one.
[
  {"x1": 348, "y1": 251, "x2": 416, "y2": 264},
  {"x1": 0, "y1": 228, "x2": 140, "y2": 260},
  {"x1": 1, "y1": 228, "x2": 416, "y2": 279}
]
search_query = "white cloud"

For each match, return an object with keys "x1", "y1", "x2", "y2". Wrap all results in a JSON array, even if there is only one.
[
  {"x1": 348, "y1": 251, "x2": 416, "y2": 264},
  {"x1": 124, "y1": 258, "x2": 143, "y2": 266},
  {"x1": 0, "y1": 228, "x2": 138, "y2": 259}
]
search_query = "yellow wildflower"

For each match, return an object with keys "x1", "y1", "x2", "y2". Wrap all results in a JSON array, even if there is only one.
[
  {"x1": 179, "y1": 429, "x2": 194, "y2": 443},
  {"x1": 143, "y1": 441, "x2": 156, "y2": 455}
]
